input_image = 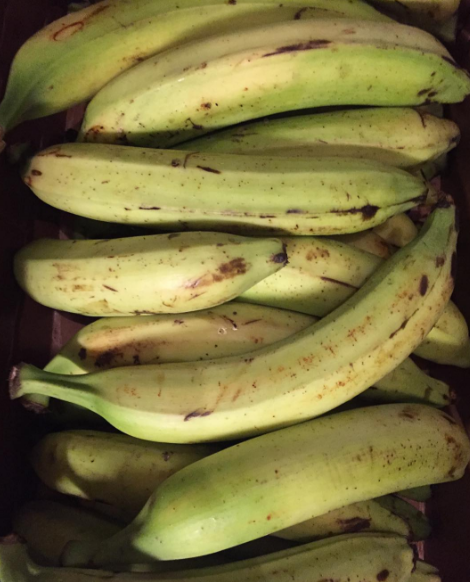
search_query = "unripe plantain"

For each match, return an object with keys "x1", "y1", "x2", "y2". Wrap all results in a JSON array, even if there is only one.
[
  {"x1": 31, "y1": 431, "x2": 218, "y2": 517},
  {"x1": 22, "y1": 143, "x2": 428, "y2": 236},
  {"x1": 13, "y1": 232, "x2": 286, "y2": 316},
  {"x1": 78, "y1": 19, "x2": 470, "y2": 148},
  {"x1": 181, "y1": 107, "x2": 460, "y2": 169},
  {"x1": 60, "y1": 404, "x2": 470, "y2": 565}
]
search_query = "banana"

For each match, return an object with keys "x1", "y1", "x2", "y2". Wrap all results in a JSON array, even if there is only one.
[
  {"x1": 398, "y1": 485, "x2": 432, "y2": 502},
  {"x1": 13, "y1": 232, "x2": 286, "y2": 316},
  {"x1": 361, "y1": 357, "x2": 452, "y2": 408},
  {"x1": 238, "y1": 236, "x2": 470, "y2": 367},
  {"x1": 0, "y1": 534, "x2": 415, "y2": 582},
  {"x1": 273, "y1": 495, "x2": 428, "y2": 542},
  {"x1": 0, "y1": 0, "x2": 390, "y2": 136},
  {"x1": 11, "y1": 204, "x2": 457, "y2": 443},
  {"x1": 373, "y1": 213, "x2": 419, "y2": 247},
  {"x1": 414, "y1": 300, "x2": 470, "y2": 366},
  {"x1": 78, "y1": 19, "x2": 470, "y2": 148},
  {"x1": 12, "y1": 501, "x2": 226, "y2": 571},
  {"x1": 59, "y1": 403, "x2": 469, "y2": 564},
  {"x1": 179, "y1": 107, "x2": 460, "y2": 168},
  {"x1": 31, "y1": 431, "x2": 218, "y2": 518},
  {"x1": 333, "y1": 230, "x2": 393, "y2": 258},
  {"x1": 45, "y1": 303, "x2": 315, "y2": 375},
  {"x1": 12, "y1": 501, "x2": 121, "y2": 566},
  {"x1": 23, "y1": 143, "x2": 429, "y2": 236},
  {"x1": 375, "y1": 495, "x2": 431, "y2": 541}
]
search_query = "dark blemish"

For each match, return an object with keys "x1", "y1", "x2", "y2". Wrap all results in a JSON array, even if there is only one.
[
  {"x1": 187, "y1": 118, "x2": 204, "y2": 130},
  {"x1": 55, "y1": 153, "x2": 72, "y2": 158},
  {"x1": 201, "y1": 103, "x2": 212, "y2": 110},
  {"x1": 331, "y1": 204, "x2": 379, "y2": 220},
  {"x1": 260, "y1": 214, "x2": 276, "y2": 218},
  {"x1": 162, "y1": 451, "x2": 173, "y2": 462},
  {"x1": 286, "y1": 209, "x2": 305, "y2": 214},
  {"x1": 377, "y1": 570, "x2": 390, "y2": 581},
  {"x1": 417, "y1": 88, "x2": 431, "y2": 96},
  {"x1": 436, "y1": 194, "x2": 453, "y2": 209},
  {"x1": 221, "y1": 315, "x2": 238, "y2": 330},
  {"x1": 400, "y1": 407, "x2": 418, "y2": 420},
  {"x1": 428, "y1": 91, "x2": 438, "y2": 98},
  {"x1": 416, "y1": 110, "x2": 427, "y2": 128},
  {"x1": 419, "y1": 275, "x2": 429, "y2": 296},
  {"x1": 52, "y1": 21, "x2": 85, "y2": 41},
  {"x1": 294, "y1": 7, "x2": 307, "y2": 18},
  {"x1": 168, "y1": 233, "x2": 180, "y2": 240},
  {"x1": 102, "y1": 180, "x2": 110, "y2": 184},
  {"x1": 171, "y1": 159, "x2": 181, "y2": 167},
  {"x1": 184, "y1": 409, "x2": 212, "y2": 421},
  {"x1": 197, "y1": 165, "x2": 221, "y2": 174},
  {"x1": 103, "y1": 285, "x2": 118, "y2": 292},
  {"x1": 272, "y1": 252, "x2": 288, "y2": 264},
  {"x1": 218, "y1": 257, "x2": 247, "y2": 278},
  {"x1": 95, "y1": 349, "x2": 121, "y2": 368},
  {"x1": 245, "y1": 357, "x2": 254, "y2": 363},
  {"x1": 198, "y1": 62, "x2": 207, "y2": 70},
  {"x1": 451, "y1": 252, "x2": 457, "y2": 280},
  {"x1": 425, "y1": 386, "x2": 432, "y2": 400},
  {"x1": 243, "y1": 319, "x2": 262, "y2": 325},
  {"x1": 228, "y1": 0, "x2": 237, "y2": 4},
  {"x1": 139, "y1": 205, "x2": 161, "y2": 210},
  {"x1": 389, "y1": 318, "x2": 409, "y2": 339},
  {"x1": 133, "y1": 355, "x2": 141, "y2": 365},
  {"x1": 183, "y1": 152, "x2": 197, "y2": 168},
  {"x1": 232, "y1": 388, "x2": 243, "y2": 402},
  {"x1": 320, "y1": 276, "x2": 358, "y2": 289},
  {"x1": 263, "y1": 39, "x2": 330, "y2": 57},
  {"x1": 135, "y1": 310, "x2": 159, "y2": 315},
  {"x1": 431, "y1": 71, "x2": 436, "y2": 76},
  {"x1": 266, "y1": 515, "x2": 272, "y2": 520},
  {"x1": 31, "y1": 169, "x2": 42, "y2": 176},
  {"x1": 174, "y1": 319, "x2": 184, "y2": 325},
  {"x1": 446, "y1": 434, "x2": 457, "y2": 445},
  {"x1": 339, "y1": 517, "x2": 371, "y2": 533},
  {"x1": 447, "y1": 466, "x2": 458, "y2": 478},
  {"x1": 78, "y1": 348, "x2": 87, "y2": 360},
  {"x1": 436, "y1": 255, "x2": 445, "y2": 267}
]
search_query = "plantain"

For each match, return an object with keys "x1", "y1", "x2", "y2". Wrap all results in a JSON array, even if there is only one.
[
  {"x1": 22, "y1": 142, "x2": 429, "y2": 236},
  {"x1": 13, "y1": 232, "x2": 286, "y2": 316}
]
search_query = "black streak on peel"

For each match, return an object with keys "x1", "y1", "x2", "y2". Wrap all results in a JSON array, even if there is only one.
[
  {"x1": 78, "y1": 348, "x2": 87, "y2": 360},
  {"x1": 338, "y1": 517, "x2": 371, "y2": 533},
  {"x1": 320, "y1": 276, "x2": 358, "y2": 290},
  {"x1": 331, "y1": 205, "x2": 379, "y2": 220},
  {"x1": 263, "y1": 39, "x2": 331, "y2": 57},
  {"x1": 419, "y1": 275, "x2": 429, "y2": 296},
  {"x1": 272, "y1": 252, "x2": 288, "y2": 264},
  {"x1": 184, "y1": 410, "x2": 212, "y2": 421},
  {"x1": 389, "y1": 318, "x2": 409, "y2": 339},
  {"x1": 197, "y1": 166, "x2": 221, "y2": 174}
]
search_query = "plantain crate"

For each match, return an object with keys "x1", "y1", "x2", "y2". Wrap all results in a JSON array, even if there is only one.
[{"x1": 1, "y1": 0, "x2": 470, "y2": 580}]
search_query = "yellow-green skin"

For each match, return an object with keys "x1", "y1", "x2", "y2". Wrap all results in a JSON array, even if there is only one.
[
  {"x1": 60, "y1": 404, "x2": 470, "y2": 564},
  {"x1": 1, "y1": 534, "x2": 414, "y2": 582},
  {"x1": 11, "y1": 206, "x2": 457, "y2": 443},
  {"x1": 13, "y1": 232, "x2": 286, "y2": 316},
  {"x1": 182, "y1": 107, "x2": 460, "y2": 169},
  {"x1": 31, "y1": 431, "x2": 218, "y2": 517},
  {"x1": 22, "y1": 143, "x2": 428, "y2": 236},
  {"x1": 79, "y1": 19, "x2": 470, "y2": 148},
  {"x1": 0, "y1": 0, "x2": 390, "y2": 133}
]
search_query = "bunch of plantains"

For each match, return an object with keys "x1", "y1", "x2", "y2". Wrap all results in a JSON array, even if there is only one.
[{"x1": 2, "y1": 0, "x2": 470, "y2": 580}]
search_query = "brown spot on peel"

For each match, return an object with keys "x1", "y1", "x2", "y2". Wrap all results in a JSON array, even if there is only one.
[
  {"x1": 419, "y1": 275, "x2": 429, "y2": 296},
  {"x1": 31, "y1": 169, "x2": 42, "y2": 176},
  {"x1": 184, "y1": 409, "x2": 212, "y2": 421},
  {"x1": 377, "y1": 571, "x2": 390, "y2": 581},
  {"x1": 338, "y1": 517, "x2": 371, "y2": 533}
]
